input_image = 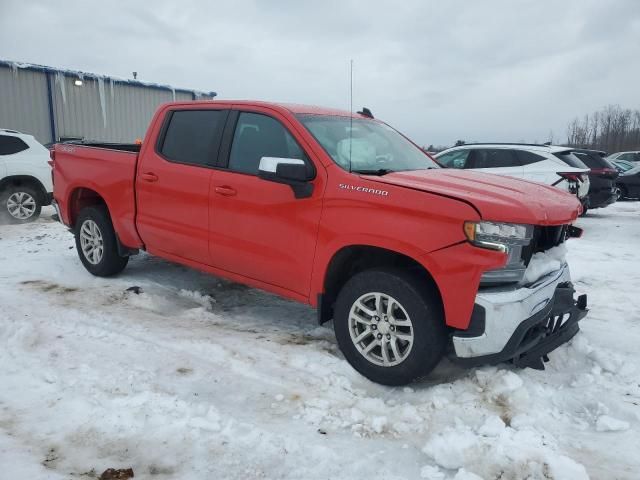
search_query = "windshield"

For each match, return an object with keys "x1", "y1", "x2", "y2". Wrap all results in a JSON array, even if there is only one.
[
  {"x1": 614, "y1": 160, "x2": 635, "y2": 172},
  {"x1": 297, "y1": 114, "x2": 439, "y2": 173}
]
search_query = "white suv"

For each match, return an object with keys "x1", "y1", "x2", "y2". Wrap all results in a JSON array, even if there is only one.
[
  {"x1": 0, "y1": 129, "x2": 53, "y2": 223},
  {"x1": 435, "y1": 144, "x2": 590, "y2": 203}
]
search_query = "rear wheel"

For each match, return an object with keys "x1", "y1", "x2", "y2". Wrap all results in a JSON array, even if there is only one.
[
  {"x1": 333, "y1": 269, "x2": 446, "y2": 386},
  {"x1": 75, "y1": 206, "x2": 128, "y2": 276},
  {"x1": 616, "y1": 185, "x2": 627, "y2": 200},
  {"x1": 1, "y1": 185, "x2": 42, "y2": 223}
]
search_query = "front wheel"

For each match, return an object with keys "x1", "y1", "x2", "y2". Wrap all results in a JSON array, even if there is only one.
[
  {"x1": 1, "y1": 185, "x2": 42, "y2": 223},
  {"x1": 333, "y1": 269, "x2": 446, "y2": 386},
  {"x1": 75, "y1": 206, "x2": 128, "y2": 276}
]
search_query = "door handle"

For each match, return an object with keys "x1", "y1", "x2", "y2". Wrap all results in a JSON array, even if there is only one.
[
  {"x1": 215, "y1": 186, "x2": 237, "y2": 196},
  {"x1": 141, "y1": 172, "x2": 158, "y2": 182}
]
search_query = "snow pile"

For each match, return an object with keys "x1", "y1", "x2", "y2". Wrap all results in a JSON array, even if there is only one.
[
  {"x1": 523, "y1": 243, "x2": 567, "y2": 284},
  {"x1": 422, "y1": 421, "x2": 588, "y2": 479}
]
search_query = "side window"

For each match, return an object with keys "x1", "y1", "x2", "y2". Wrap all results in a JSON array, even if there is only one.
[
  {"x1": 436, "y1": 150, "x2": 470, "y2": 169},
  {"x1": 228, "y1": 112, "x2": 306, "y2": 175},
  {"x1": 618, "y1": 153, "x2": 633, "y2": 161},
  {"x1": 516, "y1": 150, "x2": 547, "y2": 166},
  {"x1": 471, "y1": 149, "x2": 520, "y2": 169},
  {"x1": 0, "y1": 135, "x2": 29, "y2": 155},
  {"x1": 160, "y1": 109, "x2": 227, "y2": 166}
]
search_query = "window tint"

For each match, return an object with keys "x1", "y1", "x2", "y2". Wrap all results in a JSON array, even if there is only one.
[
  {"x1": 160, "y1": 110, "x2": 227, "y2": 166},
  {"x1": 572, "y1": 152, "x2": 598, "y2": 168},
  {"x1": 228, "y1": 112, "x2": 305, "y2": 175},
  {"x1": 516, "y1": 150, "x2": 546, "y2": 166},
  {"x1": 471, "y1": 149, "x2": 519, "y2": 169},
  {"x1": 0, "y1": 135, "x2": 29, "y2": 155},
  {"x1": 436, "y1": 149, "x2": 470, "y2": 169},
  {"x1": 618, "y1": 153, "x2": 633, "y2": 161},
  {"x1": 553, "y1": 151, "x2": 588, "y2": 169}
]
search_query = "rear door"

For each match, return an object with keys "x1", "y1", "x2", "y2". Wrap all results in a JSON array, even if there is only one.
[
  {"x1": 136, "y1": 107, "x2": 228, "y2": 264},
  {"x1": 467, "y1": 148, "x2": 524, "y2": 178},
  {"x1": 517, "y1": 149, "x2": 555, "y2": 184},
  {"x1": 207, "y1": 107, "x2": 324, "y2": 296}
]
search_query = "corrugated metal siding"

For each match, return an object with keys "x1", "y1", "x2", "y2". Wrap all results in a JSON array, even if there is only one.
[
  {"x1": 1, "y1": 64, "x2": 215, "y2": 144},
  {"x1": 0, "y1": 67, "x2": 52, "y2": 143},
  {"x1": 51, "y1": 77, "x2": 208, "y2": 143}
]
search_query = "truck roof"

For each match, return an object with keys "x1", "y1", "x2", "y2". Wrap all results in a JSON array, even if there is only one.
[{"x1": 163, "y1": 100, "x2": 367, "y2": 118}]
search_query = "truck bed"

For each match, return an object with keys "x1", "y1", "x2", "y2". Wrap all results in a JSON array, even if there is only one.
[
  {"x1": 52, "y1": 143, "x2": 143, "y2": 249},
  {"x1": 63, "y1": 142, "x2": 141, "y2": 153}
]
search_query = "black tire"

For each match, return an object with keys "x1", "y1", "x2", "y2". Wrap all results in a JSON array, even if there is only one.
[
  {"x1": 0, "y1": 184, "x2": 42, "y2": 224},
  {"x1": 75, "y1": 206, "x2": 128, "y2": 276},
  {"x1": 333, "y1": 269, "x2": 446, "y2": 386},
  {"x1": 617, "y1": 185, "x2": 628, "y2": 201}
]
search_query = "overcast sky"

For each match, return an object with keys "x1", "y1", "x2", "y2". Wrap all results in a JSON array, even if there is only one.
[{"x1": 1, "y1": 0, "x2": 639, "y2": 146}]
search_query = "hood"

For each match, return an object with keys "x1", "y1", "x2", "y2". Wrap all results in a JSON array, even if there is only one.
[{"x1": 363, "y1": 169, "x2": 581, "y2": 225}]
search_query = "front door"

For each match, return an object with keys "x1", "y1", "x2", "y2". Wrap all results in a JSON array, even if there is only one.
[
  {"x1": 136, "y1": 108, "x2": 228, "y2": 264},
  {"x1": 208, "y1": 109, "x2": 324, "y2": 296}
]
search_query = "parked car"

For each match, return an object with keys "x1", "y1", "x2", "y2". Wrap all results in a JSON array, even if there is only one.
[
  {"x1": 0, "y1": 129, "x2": 53, "y2": 223},
  {"x1": 435, "y1": 144, "x2": 590, "y2": 210},
  {"x1": 571, "y1": 149, "x2": 618, "y2": 210},
  {"x1": 606, "y1": 151, "x2": 640, "y2": 163},
  {"x1": 615, "y1": 164, "x2": 640, "y2": 200},
  {"x1": 51, "y1": 101, "x2": 587, "y2": 385}
]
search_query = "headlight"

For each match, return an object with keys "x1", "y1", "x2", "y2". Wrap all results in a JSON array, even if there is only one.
[
  {"x1": 463, "y1": 221, "x2": 532, "y2": 252},
  {"x1": 464, "y1": 221, "x2": 535, "y2": 286}
]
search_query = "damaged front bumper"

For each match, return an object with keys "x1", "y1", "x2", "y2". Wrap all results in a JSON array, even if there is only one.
[{"x1": 452, "y1": 263, "x2": 588, "y2": 369}]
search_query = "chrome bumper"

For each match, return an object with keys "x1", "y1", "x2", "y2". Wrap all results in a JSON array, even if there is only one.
[{"x1": 453, "y1": 263, "x2": 573, "y2": 358}]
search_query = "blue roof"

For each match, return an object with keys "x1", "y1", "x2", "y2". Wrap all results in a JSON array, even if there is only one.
[{"x1": 0, "y1": 59, "x2": 216, "y2": 98}]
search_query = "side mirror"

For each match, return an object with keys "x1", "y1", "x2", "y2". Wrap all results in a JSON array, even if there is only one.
[{"x1": 258, "y1": 157, "x2": 314, "y2": 199}]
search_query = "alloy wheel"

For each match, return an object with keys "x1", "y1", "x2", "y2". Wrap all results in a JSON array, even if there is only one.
[
  {"x1": 348, "y1": 292, "x2": 414, "y2": 367},
  {"x1": 79, "y1": 219, "x2": 104, "y2": 265},
  {"x1": 6, "y1": 192, "x2": 37, "y2": 220}
]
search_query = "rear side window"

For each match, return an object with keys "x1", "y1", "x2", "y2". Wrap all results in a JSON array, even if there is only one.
[
  {"x1": 436, "y1": 150, "x2": 470, "y2": 169},
  {"x1": 160, "y1": 110, "x2": 227, "y2": 166},
  {"x1": 470, "y1": 149, "x2": 520, "y2": 169},
  {"x1": 228, "y1": 112, "x2": 306, "y2": 175},
  {"x1": 0, "y1": 135, "x2": 29, "y2": 155},
  {"x1": 516, "y1": 150, "x2": 546, "y2": 165},
  {"x1": 572, "y1": 152, "x2": 603, "y2": 169},
  {"x1": 553, "y1": 151, "x2": 588, "y2": 169}
]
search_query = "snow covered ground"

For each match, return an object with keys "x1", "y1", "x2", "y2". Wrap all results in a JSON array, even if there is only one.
[{"x1": 1, "y1": 203, "x2": 639, "y2": 480}]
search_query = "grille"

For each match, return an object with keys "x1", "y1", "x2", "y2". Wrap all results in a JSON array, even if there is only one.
[{"x1": 521, "y1": 225, "x2": 568, "y2": 266}]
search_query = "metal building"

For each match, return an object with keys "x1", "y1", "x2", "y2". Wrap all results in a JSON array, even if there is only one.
[{"x1": 0, "y1": 60, "x2": 216, "y2": 144}]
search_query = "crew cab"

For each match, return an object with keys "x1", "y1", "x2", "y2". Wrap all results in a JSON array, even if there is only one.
[{"x1": 51, "y1": 101, "x2": 588, "y2": 385}]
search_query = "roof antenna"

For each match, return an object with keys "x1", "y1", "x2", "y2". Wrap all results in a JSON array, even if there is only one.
[{"x1": 349, "y1": 59, "x2": 353, "y2": 173}]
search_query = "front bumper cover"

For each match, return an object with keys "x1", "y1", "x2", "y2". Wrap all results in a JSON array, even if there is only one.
[{"x1": 452, "y1": 264, "x2": 588, "y2": 369}]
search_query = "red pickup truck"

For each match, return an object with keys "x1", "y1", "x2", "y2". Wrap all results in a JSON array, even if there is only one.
[{"x1": 51, "y1": 101, "x2": 587, "y2": 385}]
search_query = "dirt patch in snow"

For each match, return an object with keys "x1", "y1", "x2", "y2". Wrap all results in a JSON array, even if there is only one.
[{"x1": 20, "y1": 279, "x2": 79, "y2": 294}]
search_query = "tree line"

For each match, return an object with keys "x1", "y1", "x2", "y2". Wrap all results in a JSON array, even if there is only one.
[{"x1": 566, "y1": 105, "x2": 640, "y2": 153}]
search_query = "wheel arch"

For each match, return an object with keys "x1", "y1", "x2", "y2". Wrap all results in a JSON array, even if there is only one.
[
  {"x1": 66, "y1": 186, "x2": 109, "y2": 228},
  {"x1": 0, "y1": 175, "x2": 49, "y2": 205},
  {"x1": 317, "y1": 244, "x2": 443, "y2": 325}
]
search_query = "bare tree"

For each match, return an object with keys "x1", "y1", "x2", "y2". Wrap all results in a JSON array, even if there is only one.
[{"x1": 566, "y1": 105, "x2": 640, "y2": 152}]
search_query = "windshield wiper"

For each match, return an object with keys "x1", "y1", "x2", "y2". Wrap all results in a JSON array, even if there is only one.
[{"x1": 352, "y1": 168, "x2": 394, "y2": 176}]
